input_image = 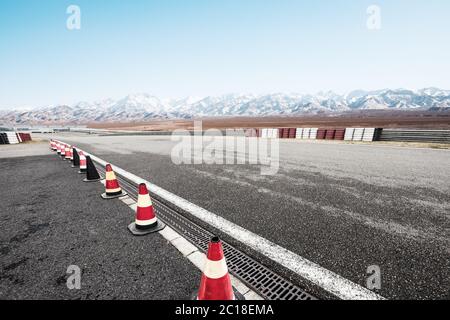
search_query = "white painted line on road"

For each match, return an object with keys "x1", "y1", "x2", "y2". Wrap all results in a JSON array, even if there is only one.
[{"x1": 58, "y1": 140, "x2": 384, "y2": 300}]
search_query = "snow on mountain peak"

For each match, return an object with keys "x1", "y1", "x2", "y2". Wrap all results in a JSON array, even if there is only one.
[{"x1": 1, "y1": 88, "x2": 449, "y2": 124}]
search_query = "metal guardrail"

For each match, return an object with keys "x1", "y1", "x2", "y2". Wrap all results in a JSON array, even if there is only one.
[{"x1": 378, "y1": 129, "x2": 450, "y2": 143}]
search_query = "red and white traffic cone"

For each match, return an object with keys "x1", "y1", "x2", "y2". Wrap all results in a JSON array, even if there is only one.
[
  {"x1": 51, "y1": 140, "x2": 57, "y2": 151},
  {"x1": 101, "y1": 164, "x2": 127, "y2": 199},
  {"x1": 60, "y1": 143, "x2": 66, "y2": 159},
  {"x1": 194, "y1": 237, "x2": 245, "y2": 300},
  {"x1": 128, "y1": 183, "x2": 165, "y2": 235},
  {"x1": 68, "y1": 146, "x2": 74, "y2": 162},
  {"x1": 78, "y1": 151, "x2": 87, "y2": 173},
  {"x1": 64, "y1": 145, "x2": 71, "y2": 160},
  {"x1": 56, "y1": 142, "x2": 61, "y2": 154}
]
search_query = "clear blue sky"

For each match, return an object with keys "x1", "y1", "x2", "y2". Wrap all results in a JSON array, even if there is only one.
[{"x1": 1, "y1": 0, "x2": 449, "y2": 109}]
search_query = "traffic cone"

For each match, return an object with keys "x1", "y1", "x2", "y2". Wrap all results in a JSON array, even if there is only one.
[
  {"x1": 101, "y1": 164, "x2": 127, "y2": 199},
  {"x1": 60, "y1": 143, "x2": 66, "y2": 159},
  {"x1": 194, "y1": 237, "x2": 245, "y2": 300},
  {"x1": 83, "y1": 156, "x2": 101, "y2": 182},
  {"x1": 78, "y1": 151, "x2": 87, "y2": 173},
  {"x1": 51, "y1": 140, "x2": 57, "y2": 151},
  {"x1": 128, "y1": 183, "x2": 165, "y2": 235},
  {"x1": 56, "y1": 142, "x2": 61, "y2": 154},
  {"x1": 72, "y1": 147, "x2": 80, "y2": 168},
  {"x1": 64, "y1": 145, "x2": 71, "y2": 160},
  {"x1": 69, "y1": 146, "x2": 74, "y2": 162}
]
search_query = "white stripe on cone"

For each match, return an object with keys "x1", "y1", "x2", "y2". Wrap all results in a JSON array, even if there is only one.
[
  {"x1": 136, "y1": 217, "x2": 157, "y2": 226},
  {"x1": 79, "y1": 154, "x2": 86, "y2": 168},
  {"x1": 137, "y1": 196, "x2": 152, "y2": 207},
  {"x1": 105, "y1": 171, "x2": 116, "y2": 180},
  {"x1": 203, "y1": 257, "x2": 229, "y2": 279}
]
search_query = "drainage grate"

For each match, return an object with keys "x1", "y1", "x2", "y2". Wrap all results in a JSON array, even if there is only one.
[{"x1": 96, "y1": 165, "x2": 316, "y2": 300}]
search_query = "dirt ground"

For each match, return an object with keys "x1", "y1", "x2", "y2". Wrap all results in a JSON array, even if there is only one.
[{"x1": 88, "y1": 111, "x2": 450, "y2": 131}]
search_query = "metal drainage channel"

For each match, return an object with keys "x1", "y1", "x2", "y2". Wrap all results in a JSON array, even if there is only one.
[{"x1": 96, "y1": 165, "x2": 316, "y2": 301}]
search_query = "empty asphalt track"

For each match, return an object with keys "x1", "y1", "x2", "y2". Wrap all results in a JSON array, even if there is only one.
[{"x1": 21, "y1": 135, "x2": 450, "y2": 299}]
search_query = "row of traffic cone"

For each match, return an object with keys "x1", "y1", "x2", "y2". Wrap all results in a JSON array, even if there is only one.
[{"x1": 50, "y1": 139, "x2": 244, "y2": 300}]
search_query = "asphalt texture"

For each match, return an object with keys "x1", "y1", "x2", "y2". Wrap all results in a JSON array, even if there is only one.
[
  {"x1": 0, "y1": 143, "x2": 200, "y2": 299},
  {"x1": 46, "y1": 133, "x2": 450, "y2": 300}
]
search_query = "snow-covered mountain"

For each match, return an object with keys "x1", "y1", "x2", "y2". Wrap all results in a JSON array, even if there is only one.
[{"x1": 1, "y1": 88, "x2": 449, "y2": 124}]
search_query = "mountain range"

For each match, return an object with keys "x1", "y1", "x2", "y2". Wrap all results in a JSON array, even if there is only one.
[{"x1": 1, "y1": 88, "x2": 449, "y2": 125}]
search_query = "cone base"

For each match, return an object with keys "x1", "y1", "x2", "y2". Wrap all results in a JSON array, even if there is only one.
[
  {"x1": 83, "y1": 178, "x2": 101, "y2": 183},
  {"x1": 128, "y1": 221, "x2": 166, "y2": 236},
  {"x1": 191, "y1": 287, "x2": 246, "y2": 301},
  {"x1": 101, "y1": 191, "x2": 127, "y2": 199}
]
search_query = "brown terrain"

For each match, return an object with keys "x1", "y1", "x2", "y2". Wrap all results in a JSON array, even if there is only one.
[{"x1": 89, "y1": 110, "x2": 450, "y2": 131}]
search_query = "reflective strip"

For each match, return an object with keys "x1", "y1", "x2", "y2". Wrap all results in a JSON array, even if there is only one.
[
  {"x1": 203, "y1": 258, "x2": 228, "y2": 279},
  {"x1": 137, "y1": 195, "x2": 152, "y2": 207},
  {"x1": 106, "y1": 187, "x2": 121, "y2": 193},
  {"x1": 105, "y1": 171, "x2": 116, "y2": 180},
  {"x1": 136, "y1": 217, "x2": 157, "y2": 226}
]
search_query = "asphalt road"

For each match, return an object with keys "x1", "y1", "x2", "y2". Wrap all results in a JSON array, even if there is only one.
[
  {"x1": 47, "y1": 133, "x2": 450, "y2": 300},
  {"x1": 0, "y1": 142, "x2": 200, "y2": 299}
]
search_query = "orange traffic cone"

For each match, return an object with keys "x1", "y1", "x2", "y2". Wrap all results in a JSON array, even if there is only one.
[
  {"x1": 194, "y1": 237, "x2": 245, "y2": 300},
  {"x1": 101, "y1": 164, "x2": 127, "y2": 199},
  {"x1": 78, "y1": 151, "x2": 87, "y2": 173},
  {"x1": 128, "y1": 183, "x2": 165, "y2": 235}
]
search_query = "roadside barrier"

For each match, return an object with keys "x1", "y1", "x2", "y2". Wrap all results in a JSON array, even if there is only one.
[
  {"x1": 5, "y1": 132, "x2": 19, "y2": 144},
  {"x1": 378, "y1": 129, "x2": 450, "y2": 143},
  {"x1": 0, "y1": 133, "x2": 7, "y2": 145},
  {"x1": 0, "y1": 132, "x2": 32, "y2": 144}
]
